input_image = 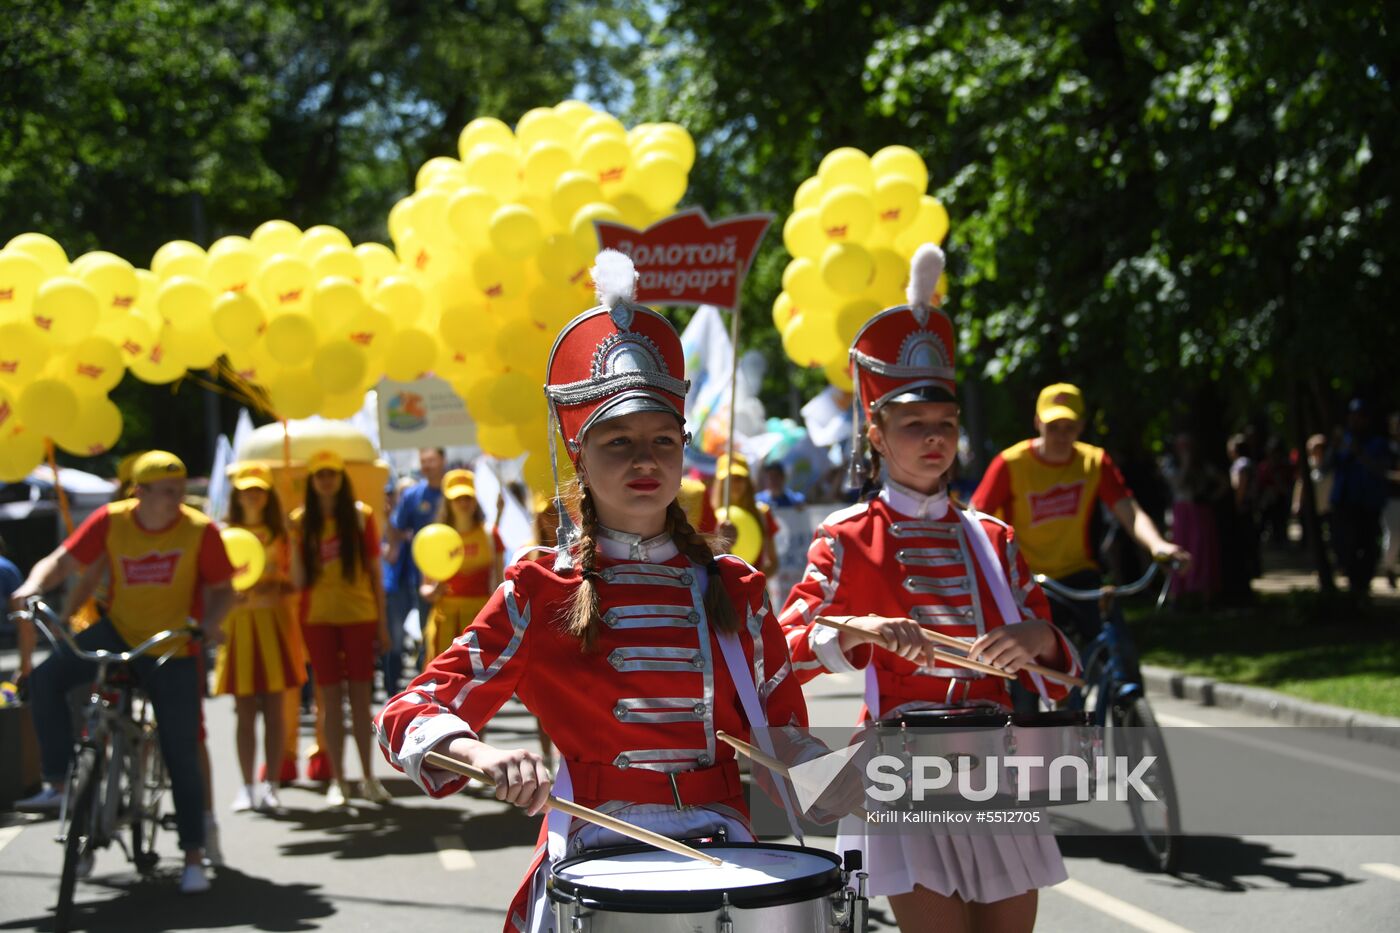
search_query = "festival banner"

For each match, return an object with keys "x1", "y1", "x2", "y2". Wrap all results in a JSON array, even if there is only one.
[
  {"x1": 593, "y1": 208, "x2": 773, "y2": 309},
  {"x1": 377, "y1": 376, "x2": 477, "y2": 451}
]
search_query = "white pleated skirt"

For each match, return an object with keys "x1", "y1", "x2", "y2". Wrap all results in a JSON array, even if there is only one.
[{"x1": 835, "y1": 814, "x2": 1066, "y2": 903}]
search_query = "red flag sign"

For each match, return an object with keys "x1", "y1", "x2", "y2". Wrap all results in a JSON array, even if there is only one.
[{"x1": 593, "y1": 208, "x2": 773, "y2": 309}]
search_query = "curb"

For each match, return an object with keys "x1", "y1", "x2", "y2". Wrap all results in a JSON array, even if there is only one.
[{"x1": 1142, "y1": 664, "x2": 1400, "y2": 750}]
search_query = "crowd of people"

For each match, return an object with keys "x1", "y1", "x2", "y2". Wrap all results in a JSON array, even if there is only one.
[{"x1": 3, "y1": 245, "x2": 1397, "y2": 932}]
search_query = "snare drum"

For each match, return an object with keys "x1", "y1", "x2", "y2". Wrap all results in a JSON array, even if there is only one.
[
  {"x1": 548, "y1": 842, "x2": 866, "y2": 932},
  {"x1": 878, "y1": 708, "x2": 1097, "y2": 805}
]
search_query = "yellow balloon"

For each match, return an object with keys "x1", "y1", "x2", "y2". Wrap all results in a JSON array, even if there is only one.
[
  {"x1": 896, "y1": 196, "x2": 952, "y2": 256},
  {"x1": 415, "y1": 156, "x2": 465, "y2": 191},
  {"x1": 570, "y1": 202, "x2": 621, "y2": 258},
  {"x1": 631, "y1": 152, "x2": 687, "y2": 212},
  {"x1": 580, "y1": 134, "x2": 631, "y2": 188},
  {"x1": 488, "y1": 370, "x2": 546, "y2": 423},
  {"x1": 412, "y1": 523, "x2": 465, "y2": 580},
  {"x1": 516, "y1": 107, "x2": 570, "y2": 149},
  {"x1": 337, "y1": 307, "x2": 393, "y2": 360},
  {"x1": 206, "y1": 241, "x2": 260, "y2": 294},
  {"x1": 874, "y1": 175, "x2": 920, "y2": 236},
  {"x1": 0, "y1": 323, "x2": 48, "y2": 391},
  {"x1": 311, "y1": 244, "x2": 363, "y2": 283},
  {"x1": 793, "y1": 177, "x2": 824, "y2": 211},
  {"x1": 75, "y1": 253, "x2": 139, "y2": 313},
  {"x1": 535, "y1": 234, "x2": 588, "y2": 287},
  {"x1": 58, "y1": 336, "x2": 124, "y2": 395},
  {"x1": 18, "y1": 377, "x2": 78, "y2": 427},
  {"x1": 53, "y1": 394, "x2": 122, "y2": 456},
  {"x1": 208, "y1": 234, "x2": 254, "y2": 258},
  {"x1": 494, "y1": 316, "x2": 551, "y2": 372},
  {"x1": 457, "y1": 117, "x2": 515, "y2": 161},
  {"x1": 312, "y1": 339, "x2": 369, "y2": 394},
  {"x1": 818, "y1": 147, "x2": 875, "y2": 194},
  {"x1": 257, "y1": 253, "x2": 314, "y2": 314},
  {"x1": 471, "y1": 253, "x2": 527, "y2": 302},
  {"x1": 95, "y1": 310, "x2": 157, "y2": 365},
  {"x1": 297, "y1": 226, "x2": 353, "y2": 263},
  {"x1": 438, "y1": 302, "x2": 488, "y2": 353},
  {"x1": 354, "y1": 243, "x2": 399, "y2": 290},
  {"x1": 462, "y1": 373, "x2": 508, "y2": 426},
  {"x1": 0, "y1": 423, "x2": 45, "y2": 483},
  {"x1": 404, "y1": 189, "x2": 455, "y2": 247},
  {"x1": 434, "y1": 343, "x2": 476, "y2": 383},
  {"x1": 782, "y1": 257, "x2": 833, "y2": 313},
  {"x1": 156, "y1": 275, "x2": 215, "y2": 332},
  {"x1": 523, "y1": 141, "x2": 574, "y2": 199},
  {"x1": 782, "y1": 313, "x2": 841, "y2": 368},
  {"x1": 221, "y1": 527, "x2": 267, "y2": 592},
  {"x1": 266, "y1": 367, "x2": 324, "y2": 420},
  {"x1": 0, "y1": 250, "x2": 44, "y2": 321},
  {"x1": 33, "y1": 276, "x2": 100, "y2": 347},
  {"x1": 818, "y1": 185, "x2": 876, "y2": 242},
  {"x1": 382, "y1": 327, "x2": 438, "y2": 383},
  {"x1": 551, "y1": 171, "x2": 604, "y2": 229},
  {"x1": 527, "y1": 283, "x2": 586, "y2": 331},
  {"x1": 463, "y1": 144, "x2": 522, "y2": 199},
  {"x1": 320, "y1": 387, "x2": 368, "y2": 419},
  {"x1": 836, "y1": 297, "x2": 883, "y2": 345},
  {"x1": 867, "y1": 248, "x2": 908, "y2": 298},
  {"x1": 209, "y1": 291, "x2": 264, "y2": 350},
  {"x1": 250, "y1": 220, "x2": 302, "y2": 256},
  {"x1": 370, "y1": 275, "x2": 426, "y2": 324},
  {"x1": 151, "y1": 240, "x2": 207, "y2": 280},
  {"x1": 489, "y1": 204, "x2": 544, "y2": 259},
  {"x1": 164, "y1": 316, "x2": 222, "y2": 369},
  {"x1": 782, "y1": 208, "x2": 826, "y2": 259},
  {"x1": 552, "y1": 100, "x2": 595, "y2": 132},
  {"x1": 714, "y1": 506, "x2": 763, "y2": 564},
  {"x1": 821, "y1": 242, "x2": 874, "y2": 295},
  {"x1": 5, "y1": 233, "x2": 68, "y2": 277},
  {"x1": 610, "y1": 193, "x2": 652, "y2": 230},
  {"x1": 476, "y1": 422, "x2": 528, "y2": 460},
  {"x1": 310, "y1": 275, "x2": 368, "y2": 334},
  {"x1": 128, "y1": 329, "x2": 187, "y2": 384},
  {"x1": 134, "y1": 268, "x2": 159, "y2": 311},
  {"x1": 636, "y1": 123, "x2": 696, "y2": 173},
  {"x1": 824, "y1": 358, "x2": 854, "y2": 393},
  {"x1": 871, "y1": 145, "x2": 929, "y2": 193},
  {"x1": 264, "y1": 312, "x2": 320, "y2": 366},
  {"x1": 574, "y1": 112, "x2": 627, "y2": 146},
  {"x1": 446, "y1": 186, "x2": 500, "y2": 242},
  {"x1": 771, "y1": 292, "x2": 796, "y2": 331},
  {"x1": 387, "y1": 198, "x2": 414, "y2": 245}
]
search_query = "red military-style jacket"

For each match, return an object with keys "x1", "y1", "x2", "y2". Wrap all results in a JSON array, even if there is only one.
[
  {"x1": 779, "y1": 480, "x2": 1081, "y2": 720},
  {"x1": 376, "y1": 531, "x2": 807, "y2": 816}
]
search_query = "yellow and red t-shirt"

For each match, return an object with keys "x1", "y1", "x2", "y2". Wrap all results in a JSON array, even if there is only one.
[
  {"x1": 64, "y1": 500, "x2": 235, "y2": 648},
  {"x1": 437, "y1": 527, "x2": 505, "y2": 598},
  {"x1": 971, "y1": 440, "x2": 1131, "y2": 579},
  {"x1": 293, "y1": 502, "x2": 380, "y2": 625}
]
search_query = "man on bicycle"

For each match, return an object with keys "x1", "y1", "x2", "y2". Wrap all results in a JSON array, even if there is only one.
[
  {"x1": 971, "y1": 384, "x2": 1188, "y2": 707},
  {"x1": 10, "y1": 451, "x2": 235, "y2": 895}
]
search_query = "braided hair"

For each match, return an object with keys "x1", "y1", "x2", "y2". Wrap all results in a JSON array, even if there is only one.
[{"x1": 563, "y1": 485, "x2": 741, "y2": 650}]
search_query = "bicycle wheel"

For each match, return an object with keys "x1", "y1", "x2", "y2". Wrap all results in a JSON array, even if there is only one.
[
  {"x1": 55, "y1": 746, "x2": 99, "y2": 933},
  {"x1": 130, "y1": 724, "x2": 166, "y2": 875},
  {"x1": 1118, "y1": 696, "x2": 1182, "y2": 872}
]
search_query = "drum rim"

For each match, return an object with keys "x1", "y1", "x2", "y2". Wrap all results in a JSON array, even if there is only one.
[{"x1": 547, "y1": 841, "x2": 844, "y2": 913}]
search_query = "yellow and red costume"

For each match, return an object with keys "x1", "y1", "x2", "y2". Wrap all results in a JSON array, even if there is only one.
[{"x1": 213, "y1": 525, "x2": 306, "y2": 696}]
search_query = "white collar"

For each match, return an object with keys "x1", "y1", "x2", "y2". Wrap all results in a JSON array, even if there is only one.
[
  {"x1": 880, "y1": 479, "x2": 951, "y2": 520},
  {"x1": 595, "y1": 526, "x2": 679, "y2": 562}
]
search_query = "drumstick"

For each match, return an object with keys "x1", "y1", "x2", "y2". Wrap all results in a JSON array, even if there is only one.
[
  {"x1": 716, "y1": 732, "x2": 868, "y2": 820},
  {"x1": 812, "y1": 613, "x2": 1080, "y2": 686},
  {"x1": 814, "y1": 617, "x2": 1013, "y2": 680},
  {"x1": 423, "y1": 750, "x2": 721, "y2": 866}
]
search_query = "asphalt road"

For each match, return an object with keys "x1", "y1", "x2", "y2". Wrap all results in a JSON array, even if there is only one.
[{"x1": 1, "y1": 670, "x2": 1398, "y2": 932}]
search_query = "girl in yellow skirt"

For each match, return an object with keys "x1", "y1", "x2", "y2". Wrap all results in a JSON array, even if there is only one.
[
  {"x1": 419, "y1": 470, "x2": 505, "y2": 663},
  {"x1": 213, "y1": 462, "x2": 306, "y2": 813}
]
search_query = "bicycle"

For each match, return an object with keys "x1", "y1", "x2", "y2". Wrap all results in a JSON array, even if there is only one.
[
  {"x1": 15, "y1": 597, "x2": 195, "y2": 932},
  {"x1": 1033, "y1": 562, "x2": 1183, "y2": 873}
]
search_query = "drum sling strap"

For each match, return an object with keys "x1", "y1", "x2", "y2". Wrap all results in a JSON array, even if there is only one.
[{"x1": 863, "y1": 507, "x2": 1049, "y2": 719}]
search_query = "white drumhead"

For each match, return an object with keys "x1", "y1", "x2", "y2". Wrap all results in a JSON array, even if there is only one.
[{"x1": 556, "y1": 846, "x2": 834, "y2": 892}]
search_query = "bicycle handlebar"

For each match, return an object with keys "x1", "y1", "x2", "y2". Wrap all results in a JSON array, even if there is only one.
[
  {"x1": 1033, "y1": 562, "x2": 1163, "y2": 602},
  {"x1": 15, "y1": 596, "x2": 201, "y2": 665}
]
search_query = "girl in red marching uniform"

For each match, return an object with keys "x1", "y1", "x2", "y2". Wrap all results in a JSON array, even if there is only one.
[
  {"x1": 212, "y1": 462, "x2": 306, "y2": 812},
  {"x1": 418, "y1": 469, "x2": 505, "y2": 665},
  {"x1": 376, "y1": 251, "x2": 811, "y2": 933},
  {"x1": 779, "y1": 246, "x2": 1082, "y2": 933}
]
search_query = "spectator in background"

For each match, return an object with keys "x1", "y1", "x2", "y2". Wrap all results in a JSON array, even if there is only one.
[
  {"x1": 380, "y1": 476, "x2": 417, "y2": 696},
  {"x1": 1331, "y1": 400, "x2": 1393, "y2": 602},
  {"x1": 1382, "y1": 413, "x2": 1400, "y2": 590},
  {"x1": 389, "y1": 447, "x2": 445, "y2": 668},
  {"x1": 0, "y1": 535, "x2": 22, "y2": 674},
  {"x1": 1292, "y1": 434, "x2": 1334, "y2": 551},
  {"x1": 1219, "y1": 433, "x2": 1260, "y2": 604},
  {"x1": 1161, "y1": 433, "x2": 1225, "y2": 606},
  {"x1": 1257, "y1": 436, "x2": 1294, "y2": 546},
  {"x1": 756, "y1": 461, "x2": 806, "y2": 508}
]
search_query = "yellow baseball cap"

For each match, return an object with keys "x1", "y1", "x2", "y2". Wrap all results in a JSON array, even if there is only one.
[
  {"x1": 130, "y1": 451, "x2": 187, "y2": 485},
  {"x1": 443, "y1": 469, "x2": 476, "y2": 500},
  {"x1": 115, "y1": 451, "x2": 147, "y2": 486},
  {"x1": 714, "y1": 453, "x2": 750, "y2": 481},
  {"x1": 232, "y1": 462, "x2": 273, "y2": 491},
  {"x1": 306, "y1": 449, "x2": 345, "y2": 474},
  {"x1": 1036, "y1": 383, "x2": 1084, "y2": 424}
]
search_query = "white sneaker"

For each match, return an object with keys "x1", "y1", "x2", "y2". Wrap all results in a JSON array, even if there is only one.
[
  {"x1": 325, "y1": 781, "x2": 350, "y2": 809},
  {"x1": 256, "y1": 783, "x2": 281, "y2": 812},
  {"x1": 16, "y1": 785, "x2": 64, "y2": 813},
  {"x1": 203, "y1": 815, "x2": 223, "y2": 867},
  {"x1": 360, "y1": 776, "x2": 392, "y2": 805},
  {"x1": 230, "y1": 785, "x2": 255, "y2": 813},
  {"x1": 179, "y1": 863, "x2": 211, "y2": 895}
]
